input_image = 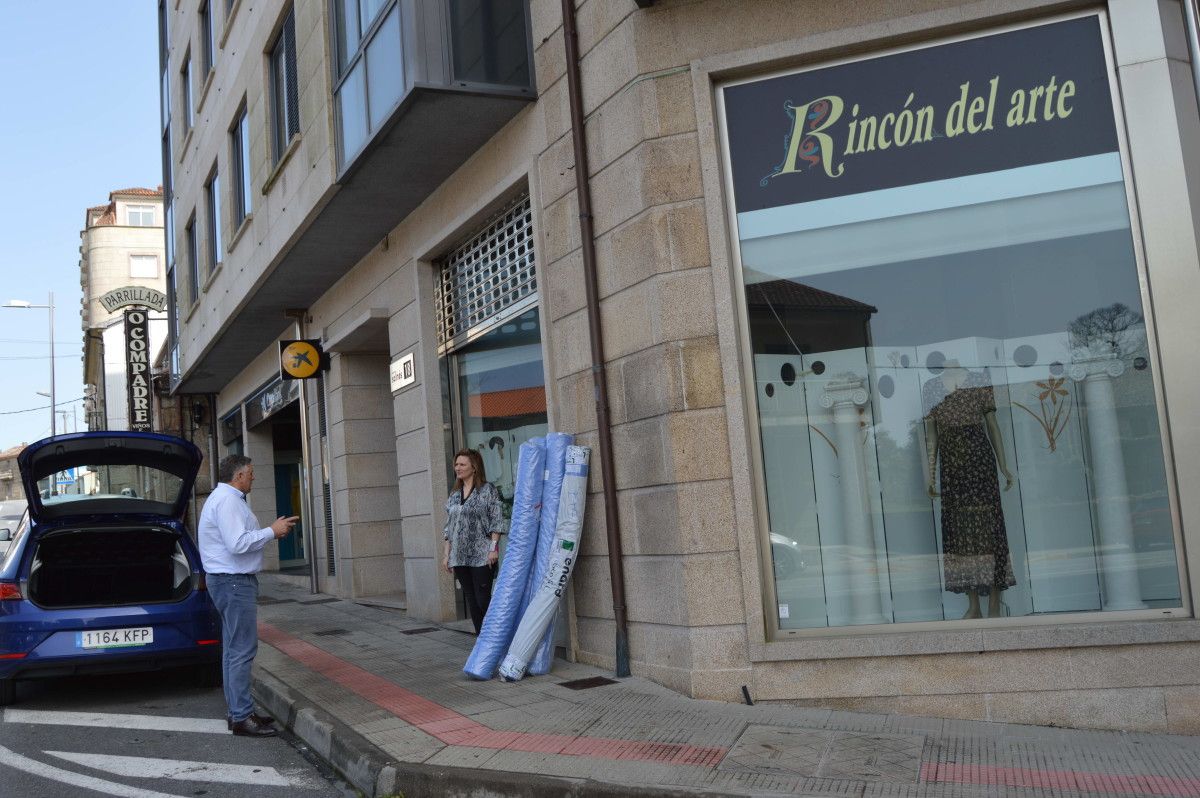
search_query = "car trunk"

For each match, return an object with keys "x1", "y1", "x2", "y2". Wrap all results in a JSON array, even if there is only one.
[{"x1": 28, "y1": 527, "x2": 193, "y2": 608}]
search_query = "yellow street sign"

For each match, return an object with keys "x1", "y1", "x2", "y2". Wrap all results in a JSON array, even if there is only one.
[{"x1": 279, "y1": 339, "x2": 324, "y2": 380}]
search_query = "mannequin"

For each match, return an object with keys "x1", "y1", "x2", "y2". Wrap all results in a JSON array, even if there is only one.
[{"x1": 923, "y1": 360, "x2": 1016, "y2": 619}]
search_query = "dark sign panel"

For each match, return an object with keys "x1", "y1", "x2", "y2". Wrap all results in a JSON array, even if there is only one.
[
  {"x1": 125, "y1": 310, "x2": 152, "y2": 432},
  {"x1": 722, "y1": 16, "x2": 1119, "y2": 213}
]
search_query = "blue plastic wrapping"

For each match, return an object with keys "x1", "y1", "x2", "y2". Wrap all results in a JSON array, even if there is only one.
[
  {"x1": 462, "y1": 437, "x2": 545, "y2": 680},
  {"x1": 524, "y1": 433, "x2": 573, "y2": 675},
  {"x1": 519, "y1": 433, "x2": 573, "y2": 618},
  {"x1": 498, "y1": 446, "x2": 591, "y2": 681}
]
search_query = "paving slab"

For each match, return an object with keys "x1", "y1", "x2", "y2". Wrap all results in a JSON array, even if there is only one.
[{"x1": 249, "y1": 574, "x2": 1200, "y2": 798}]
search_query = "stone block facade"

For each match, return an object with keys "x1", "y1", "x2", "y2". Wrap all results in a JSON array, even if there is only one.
[{"x1": 163, "y1": 0, "x2": 1200, "y2": 732}]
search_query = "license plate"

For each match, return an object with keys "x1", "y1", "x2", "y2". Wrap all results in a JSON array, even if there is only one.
[{"x1": 76, "y1": 627, "x2": 154, "y2": 649}]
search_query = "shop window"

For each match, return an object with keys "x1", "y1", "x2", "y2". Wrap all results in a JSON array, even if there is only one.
[{"x1": 720, "y1": 15, "x2": 1182, "y2": 632}]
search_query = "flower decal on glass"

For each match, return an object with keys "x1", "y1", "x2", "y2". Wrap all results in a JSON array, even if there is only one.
[{"x1": 1014, "y1": 377, "x2": 1073, "y2": 452}]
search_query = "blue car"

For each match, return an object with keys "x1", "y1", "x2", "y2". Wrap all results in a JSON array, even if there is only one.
[{"x1": 0, "y1": 431, "x2": 220, "y2": 705}]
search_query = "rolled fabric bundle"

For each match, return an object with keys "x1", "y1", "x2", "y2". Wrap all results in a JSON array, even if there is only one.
[
  {"x1": 462, "y1": 437, "x2": 545, "y2": 680},
  {"x1": 498, "y1": 446, "x2": 590, "y2": 682}
]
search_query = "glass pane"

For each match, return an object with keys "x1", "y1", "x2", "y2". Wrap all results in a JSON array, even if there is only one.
[
  {"x1": 337, "y1": 62, "x2": 368, "y2": 168},
  {"x1": 358, "y1": 0, "x2": 386, "y2": 35},
  {"x1": 451, "y1": 309, "x2": 547, "y2": 523},
  {"x1": 334, "y1": 0, "x2": 361, "y2": 75},
  {"x1": 208, "y1": 172, "x2": 221, "y2": 265},
  {"x1": 448, "y1": 0, "x2": 529, "y2": 88},
  {"x1": 722, "y1": 17, "x2": 1180, "y2": 630},
  {"x1": 366, "y1": 6, "x2": 402, "y2": 131},
  {"x1": 271, "y1": 46, "x2": 287, "y2": 159},
  {"x1": 238, "y1": 112, "x2": 252, "y2": 217}
]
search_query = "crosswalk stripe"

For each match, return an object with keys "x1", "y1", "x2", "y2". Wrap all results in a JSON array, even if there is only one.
[
  {"x1": 0, "y1": 744, "x2": 186, "y2": 798},
  {"x1": 46, "y1": 751, "x2": 294, "y2": 787},
  {"x1": 2, "y1": 709, "x2": 228, "y2": 735}
]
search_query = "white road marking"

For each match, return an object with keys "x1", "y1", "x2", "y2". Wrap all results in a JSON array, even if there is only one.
[
  {"x1": 2, "y1": 709, "x2": 228, "y2": 734},
  {"x1": 0, "y1": 743, "x2": 186, "y2": 798},
  {"x1": 46, "y1": 751, "x2": 293, "y2": 787}
]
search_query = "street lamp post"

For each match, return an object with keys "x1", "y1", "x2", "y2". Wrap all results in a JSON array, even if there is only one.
[{"x1": 4, "y1": 292, "x2": 55, "y2": 438}]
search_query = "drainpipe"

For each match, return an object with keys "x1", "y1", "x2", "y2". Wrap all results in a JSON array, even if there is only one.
[
  {"x1": 285, "y1": 310, "x2": 320, "y2": 595},
  {"x1": 561, "y1": 0, "x2": 631, "y2": 678},
  {"x1": 1184, "y1": 1, "x2": 1200, "y2": 114}
]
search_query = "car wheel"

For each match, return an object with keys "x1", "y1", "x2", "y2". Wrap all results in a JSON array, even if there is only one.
[
  {"x1": 192, "y1": 662, "x2": 222, "y2": 688},
  {"x1": 0, "y1": 679, "x2": 14, "y2": 707}
]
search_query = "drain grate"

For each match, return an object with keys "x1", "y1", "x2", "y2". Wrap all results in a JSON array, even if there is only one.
[
  {"x1": 400, "y1": 627, "x2": 440, "y2": 635},
  {"x1": 313, "y1": 628, "x2": 350, "y2": 636},
  {"x1": 558, "y1": 676, "x2": 618, "y2": 690}
]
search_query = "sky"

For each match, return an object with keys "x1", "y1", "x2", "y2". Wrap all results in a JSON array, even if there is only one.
[{"x1": 0, "y1": 2, "x2": 160, "y2": 451}]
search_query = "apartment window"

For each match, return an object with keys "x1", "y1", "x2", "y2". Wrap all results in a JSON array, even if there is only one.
[
  {"x1": 130, "y1": 255, "x2": 159, "y2": 279},
  {"x1": 185, "y1": 216, "x2": 198, "y2": 305},
  {"x1": 230, "y1": 106, "x2": 252, "y2": 225},
  {"x1": 205, "y1": 168, "x2": 222, "y2": 274},
  {"x1": 126, "y1": 205, "x2": 156, "y2": 226},
  {"x1": 200, "y1": 1, "x2": 215, "y2": 74},
  {"x1": 269, "y1": 9, "x2": 300, "y2": 163},
  {"x1": 181, "y1": 54, "x2": 193, "y2": 132}
]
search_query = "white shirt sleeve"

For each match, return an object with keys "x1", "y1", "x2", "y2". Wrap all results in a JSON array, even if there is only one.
[{"x1": 217, "y1": 494, "x2": 274, "y2": 555}]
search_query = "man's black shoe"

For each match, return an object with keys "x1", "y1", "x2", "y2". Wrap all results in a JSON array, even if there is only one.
[
  {"x1": 231, "y1": 716, "x2": 277, "y2": 737},
  {"x1": 227, "y1": 713, "x2": 275, "y2": 731}
]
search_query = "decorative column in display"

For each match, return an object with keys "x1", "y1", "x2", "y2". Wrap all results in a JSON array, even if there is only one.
[
  {"x1": 1068, "y1": 354, "x2": 1146, "y2": 610},
  {"x1": 820, "y1": 373, "x2": 886, "y2": 625}
]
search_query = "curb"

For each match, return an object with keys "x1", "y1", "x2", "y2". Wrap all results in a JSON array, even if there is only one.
[{"x1": 252, "y1": 668, "x2": 740, "y2": 798}]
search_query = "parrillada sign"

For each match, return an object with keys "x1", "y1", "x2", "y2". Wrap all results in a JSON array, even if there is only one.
[
  {"x1": 125, "y1": 310, "x2": 152, "y2": 432},
  {"x1": 100, "y1": 285, "x2": 167, "y2": 313}
]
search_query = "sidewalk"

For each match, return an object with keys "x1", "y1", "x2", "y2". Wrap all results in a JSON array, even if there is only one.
[{"x1": 250, "y1": 574, "x2": 1200, "y2": 797}]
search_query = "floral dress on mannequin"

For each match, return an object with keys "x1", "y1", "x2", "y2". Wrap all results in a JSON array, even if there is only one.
[{"x1": 922, "y1": 370, "x2": 1016, "y2": 596}]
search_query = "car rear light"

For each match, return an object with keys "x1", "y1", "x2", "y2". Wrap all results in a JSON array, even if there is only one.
[
  {"x1": 193, "y1": 573, "x2": 207, "y2": 591},
  {"x1": 196, "y1": 639, "x2": 219, "y2": 646},
  {"x1": 0, "y1": 582, "x2": 21, "y2": 601},
  {"x1": 0, "y1": 652, "x2": 26, "y2": 660}
]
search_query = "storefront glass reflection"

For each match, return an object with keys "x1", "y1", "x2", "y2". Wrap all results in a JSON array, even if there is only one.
[
  {"x1": 722, "y1": 16, "x2": 1181, "y2": 628},
  {"x1": 448, "y1": 309, "x2": 548, "y2": 523}
]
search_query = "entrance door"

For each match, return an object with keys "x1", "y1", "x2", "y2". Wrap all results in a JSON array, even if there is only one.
[{"x1": 275, "y1": 463, "x2": 306, "y2": 567}]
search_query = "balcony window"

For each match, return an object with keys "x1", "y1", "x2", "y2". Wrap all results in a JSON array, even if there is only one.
[
  {"x1": 448, "y1": 0, "x2": 530, "y2": 89},
  {"x1": 200, "y1": 1, "x2": 215, "y2": 74},
  {"x1": 332, "y1": 0, "x2": 402, "y2": 168},
  {"x1": 269, "y1": 9, "x2": 300, "y2": 164},
  {"x1": 230, "y1": 106, "x2": 252, "y2": 225},
  {"x1": 181, "y1": 54, "x2": 193, "y2": 132},
  {"x1": 205, "y1": 168, "x2": 222, "y2": 273},
  {"x1": 185, "y1": 217, "x2": 198, "y2": 305}
]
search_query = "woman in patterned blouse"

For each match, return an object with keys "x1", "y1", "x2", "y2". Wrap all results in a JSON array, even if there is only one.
[{"x1": 442, "y1": 449, "x2": 504, "y2": 634}]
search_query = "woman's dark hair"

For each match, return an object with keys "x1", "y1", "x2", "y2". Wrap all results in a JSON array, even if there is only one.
[{"x1": 452, "y1": 448, "x2": 487, "y2": 494}]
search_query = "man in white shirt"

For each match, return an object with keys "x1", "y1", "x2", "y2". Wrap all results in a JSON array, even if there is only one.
[{"x1": 199, "y1": 454, "x2": 297, "y2": 738}]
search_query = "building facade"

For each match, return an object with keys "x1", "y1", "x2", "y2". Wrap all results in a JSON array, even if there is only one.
[
  {"x1": 80, "y1": 187, "x2": 169, "y2": 433},
  {"x1": 160, "y1": 0, "x2": 1200, "y2": 732}
]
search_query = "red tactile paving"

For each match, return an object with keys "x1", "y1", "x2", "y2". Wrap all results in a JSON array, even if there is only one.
[
  {"x1": 922, "y1": 763, "x2": 1200, "y2": 797},
  {"x1": 259, "y1": 622, "x2": 726, "y2": 767}
]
